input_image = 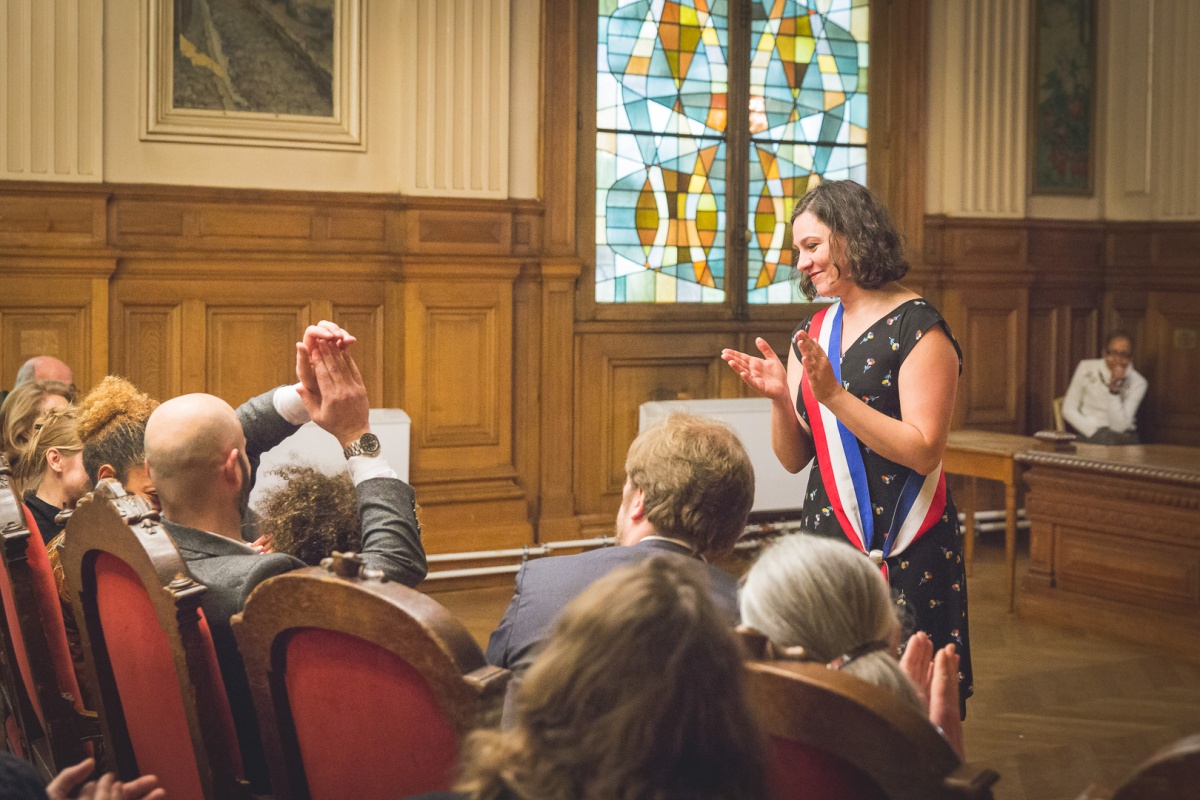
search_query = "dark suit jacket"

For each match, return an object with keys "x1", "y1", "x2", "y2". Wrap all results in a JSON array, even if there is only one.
[
  {"x1": 486, "y1": 538, "x2": 740, "y2": 678},
  {"x1": 163, "y1": 388, "x2": 428, "y2": 789}
]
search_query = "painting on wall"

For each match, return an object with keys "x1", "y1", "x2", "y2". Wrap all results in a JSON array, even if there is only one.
[
  {"x1": 143, "y1": 0, "x2": 363, "y2": 150},
  {"x1": 1031, "y1": 0, "x2": 1095, "y2": 195}
]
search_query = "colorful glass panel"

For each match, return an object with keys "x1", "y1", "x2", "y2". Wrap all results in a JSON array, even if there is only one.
[
  {"x1": 747, "y1": 0, "x2": 868, "y2": 304},
  {"x1": 597, "y1": 0, "x2": 729, "y2": 303}
]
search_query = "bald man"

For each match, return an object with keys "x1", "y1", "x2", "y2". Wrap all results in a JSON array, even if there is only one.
[
  {"x1": 145, "y1": 330, "x2": 426, "y2": 789},
  {"x1": 14, "y1": 355, "x2": 74, "y2": 387},
  {"x1": 2, "y1": 355, "x2": 75, "y2": 406}
]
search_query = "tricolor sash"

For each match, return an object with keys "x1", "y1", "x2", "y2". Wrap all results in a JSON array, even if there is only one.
[{"x1": 798, "y1": 303, "x2": 947, "y2": 578}]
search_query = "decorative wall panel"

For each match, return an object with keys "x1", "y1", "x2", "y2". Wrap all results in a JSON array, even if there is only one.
[
  {"x1": 207, "y1": 307, "x2": 310, "y2": 405},
  {"x1": 404, "y1": 0, "x2": 511, "y2": 197},
  {"x1": 926, "y1": 0, "x2": 1027, "y2": 217},
  {"x1": 0, "y1": 0, "x2": 103, "y2": 181},
  {"x1": 119, "y1": 305, "x2": 182, "y2": 403},
  {"x1": 575, "y1": 331, "x2": 731, "y2": 528}
]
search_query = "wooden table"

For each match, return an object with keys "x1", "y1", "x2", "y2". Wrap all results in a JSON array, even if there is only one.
[{"x1": 943, "y1": 430, "x2": 1037, "y2": 611}]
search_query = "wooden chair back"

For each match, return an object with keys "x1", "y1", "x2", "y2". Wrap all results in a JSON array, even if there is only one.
[
  {"x1": 1076, "y1": 734, "x2": 1200, "y2": 800},
  {"x1": 232, "y1": 553, "x2": 510, "y2": 800},
  {"x1": 0, "y1": 456, "x2": 95, "y2": 776},
  {"x1": 739, "y1": 627, "x2": 998, "y2": 800},
  {"x1": 61, "y1": 478, "x2": 248, "y2": 800}
]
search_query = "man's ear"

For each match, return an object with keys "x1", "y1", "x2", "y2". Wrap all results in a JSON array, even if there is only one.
[
  {"x1": 97, "y1": 463, "x2": 116, "y2": 481},
  {"x1": 626, "y1": 485, "x2": 646, "y2": 521},
  {"x1": 45, "y1": 448, "x2": 64, "y2": 475},
  {"x1": 224, "y1": 448, "x2": 244, "y2": 487}
]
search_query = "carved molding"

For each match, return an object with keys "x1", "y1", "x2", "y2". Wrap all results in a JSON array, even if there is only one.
[{"x1": 1019, "y1": 452, "x2": 1200, "y2": 489}]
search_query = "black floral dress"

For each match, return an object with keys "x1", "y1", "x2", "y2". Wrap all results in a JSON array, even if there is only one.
[{"x1": 794, "y1": 298, "x2": 973, "y2": 704}]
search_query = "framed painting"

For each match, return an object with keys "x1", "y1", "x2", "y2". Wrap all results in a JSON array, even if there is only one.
[
  {"x1": 1030, "y1": 0, "x2": 1095, "y2": 195},
  {"x1": 141, "y1": 0, "x2": 364, "y2": 150}
]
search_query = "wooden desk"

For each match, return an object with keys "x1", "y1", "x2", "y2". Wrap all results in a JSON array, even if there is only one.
[
  {"x1": 1014, "y1": 444, "x2": 1200, "y2": 662},
  {"x1": 944, "y1": 430, "x2": 1037, "y2": 611}
]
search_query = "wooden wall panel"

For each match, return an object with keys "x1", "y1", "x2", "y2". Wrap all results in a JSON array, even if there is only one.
[
  {"x1": 1148, "y1": 293, "x2": 1200, "y2": 445},
  {"x1": 403, "y1": 275, "x2": 512, "y2": 475},
  {"x1": 575, "y1": 332, "x2": 731, "y2": 532},
  {"x1": 0, "y1": 192, "x2": 105, "y2": 248},
  {"x1": 331, "y1": 305, "x2": 385, "y2": 408},
  {"x1": 206, "y1": 307, "x2": 310, "y2": 405},
  {"x1": 118, "y1": 305, "x2": 182, "y2": 401},
  {"x1": 0, "y1": 250, "x2": 112, "y2": 390},
  {"x1": 1, "y1": 307, "x2": 85, "y2": 384}
]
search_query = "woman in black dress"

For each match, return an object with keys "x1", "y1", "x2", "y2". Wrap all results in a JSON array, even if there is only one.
[{"x1": 723, "y1": 180, "x2": 972, "y2": 708}]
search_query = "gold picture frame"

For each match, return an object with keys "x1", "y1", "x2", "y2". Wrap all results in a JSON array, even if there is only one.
[{"x1": 141, "y1": 0, "x2": 364, "y2": 151}]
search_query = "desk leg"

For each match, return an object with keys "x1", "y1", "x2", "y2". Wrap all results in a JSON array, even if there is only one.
[
  {"x1": 962, "y1": 477, "x2": 977, "y2": 578},
  {"x1": 1005, "y1": 479, "x2": 1017, "y2": 612}
]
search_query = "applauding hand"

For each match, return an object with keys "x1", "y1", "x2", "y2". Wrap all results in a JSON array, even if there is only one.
[
  {"x1": 722, "y1": 338, "x2": 790, "y2": 404},
  {"x1": 793, "y1": 330, "x2": 843, "y2": 405}
]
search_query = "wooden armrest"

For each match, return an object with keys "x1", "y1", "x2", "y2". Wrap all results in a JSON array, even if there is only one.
[
  {"x1": 1072, "y1": 784, "x2": 1111, "y2": 800},
  {"x1": 944, "y1": 762, "x2": 1001, "y2": 799},
  {"x1": 463, "y1": 665, "x2": 510, "y2": 699}
]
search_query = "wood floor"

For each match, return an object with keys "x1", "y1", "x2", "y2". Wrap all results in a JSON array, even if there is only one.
[{"x1": 429, "y1": 534, "x2": 1200, "y2": 800}]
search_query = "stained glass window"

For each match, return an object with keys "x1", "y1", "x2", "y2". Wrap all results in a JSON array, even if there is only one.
[
  {"x1": 597, "y1": 0, "x2": 729, "y2": 303},
  {"x1": 747, "y1": 0, "x2": 868, "y2": 304},
  {"x1": 597, "y1": 0, "x2": 869, "y2": 305}
]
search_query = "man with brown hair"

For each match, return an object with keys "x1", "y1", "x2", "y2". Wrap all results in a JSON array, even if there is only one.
[{"x1": 486, "y1": 413, "x2": 754, "y2": 681}]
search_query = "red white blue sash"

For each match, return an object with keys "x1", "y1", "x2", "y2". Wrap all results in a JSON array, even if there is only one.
[{"x1": 799, "y1": 303, "x2": 947, "y2": 576}]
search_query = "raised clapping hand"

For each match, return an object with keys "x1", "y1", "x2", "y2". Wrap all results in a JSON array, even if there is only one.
[
  {"x1": 792, "y1": 330, "x2": 843, "y2": 405},
  {"x1": 296, "y1": 331, "x2": 371, "y2": 448},
  {"x1": 899, "y1": 631, "x2": 964, "y2": 759},
  {"x1": 721, "y1": 339, "x2": 790, "y2": 403},
  {"x1": 46, "y1": 758, "x2": 165, "y2": 800}
]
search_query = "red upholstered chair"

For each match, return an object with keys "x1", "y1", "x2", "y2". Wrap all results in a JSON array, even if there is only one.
[
  {"x1": 0, "y1": 457, "x2": 97, "y2": 777},
  {"x1": 739, "y1": 631, "x2": 999, "y2": 800},
  {"x1": 231, "y1": 553, "x2": 510, "y2": 800},
  {"x1": 60, "y1": 479, "x2": 251, "y2": 800},
  {"x1": 1075, "y1": 734, "x2": 1200, "y2": 800}
]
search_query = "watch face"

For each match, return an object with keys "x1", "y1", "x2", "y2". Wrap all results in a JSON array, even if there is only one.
[{"x1": 359, "y1": 433, "x2": 381, "y2": 454}]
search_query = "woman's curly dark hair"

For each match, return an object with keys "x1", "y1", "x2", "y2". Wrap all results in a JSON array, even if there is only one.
[
  {"x1": 77, "y1": 376, "x2": 159, "y2": 484},
  {"x1": 791, "y1": 179, "x2": 909, "y2": 300},
  {"x1": 257, "y1": 465, "x2": 361, "y2": 565}
]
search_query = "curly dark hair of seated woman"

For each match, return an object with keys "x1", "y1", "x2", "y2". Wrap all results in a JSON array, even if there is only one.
[
  {"x1": 77, "y1": 376, "x2": 159, "y2": 485},
  {"x1": 791, "y1": 179, "x2": 909, "y2": 300},
  {"x1": 256, "y1": 465, "x2": 362, "y2": 565},
  {"x1": 456, "y1": 557, "x2": 769, "y2": 800}
]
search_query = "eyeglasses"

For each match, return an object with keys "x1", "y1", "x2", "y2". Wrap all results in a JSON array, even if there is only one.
[{"x1": 1106, "y1": 349, "x2": 1132, "y2": 359}]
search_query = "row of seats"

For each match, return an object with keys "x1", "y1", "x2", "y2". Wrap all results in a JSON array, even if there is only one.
[{"x1": 1, "y1": 464, "x2": 1195, "y2": 799}]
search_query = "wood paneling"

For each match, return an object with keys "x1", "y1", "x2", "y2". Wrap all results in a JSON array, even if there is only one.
[
  {"x1": 942, "y1": 287, "x2": 1027, "y2": 431},
  {"x1": 0, "y1": 193, "x2": 105, "y2": 247},
  {"x1": 576, "y1": 332, "x2": 731, "y2": 528},
  {"x1": 403, "y1": 274, "x2": 512, "y2": 471},
  {"x1": 119, "y1": 305, "x2": 182, "y2": 401},
  {"x1": 207, "y1": 307, "x2": 310, "y2": 405},
  {"x1": 1148, "y1": 293, "x2": 1200, "y2": 445}
]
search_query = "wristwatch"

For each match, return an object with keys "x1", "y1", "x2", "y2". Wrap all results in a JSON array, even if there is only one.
[{"x1": 342, "y1": 432, "x2": 381, "y2": 459}]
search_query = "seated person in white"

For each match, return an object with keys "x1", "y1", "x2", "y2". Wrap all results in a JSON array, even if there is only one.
[{"x1": 1062, "y1": 332, "x2": 1147, "y2": 445}]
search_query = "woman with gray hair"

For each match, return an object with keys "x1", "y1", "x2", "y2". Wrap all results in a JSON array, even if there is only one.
[{"x1": 741, "y1": 533, "x2": 964, "y2": 758}]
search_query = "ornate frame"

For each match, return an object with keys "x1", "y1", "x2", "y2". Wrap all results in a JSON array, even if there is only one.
[{"x1": 140, "y1": 0, "x2": 365, "y2": 151}]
